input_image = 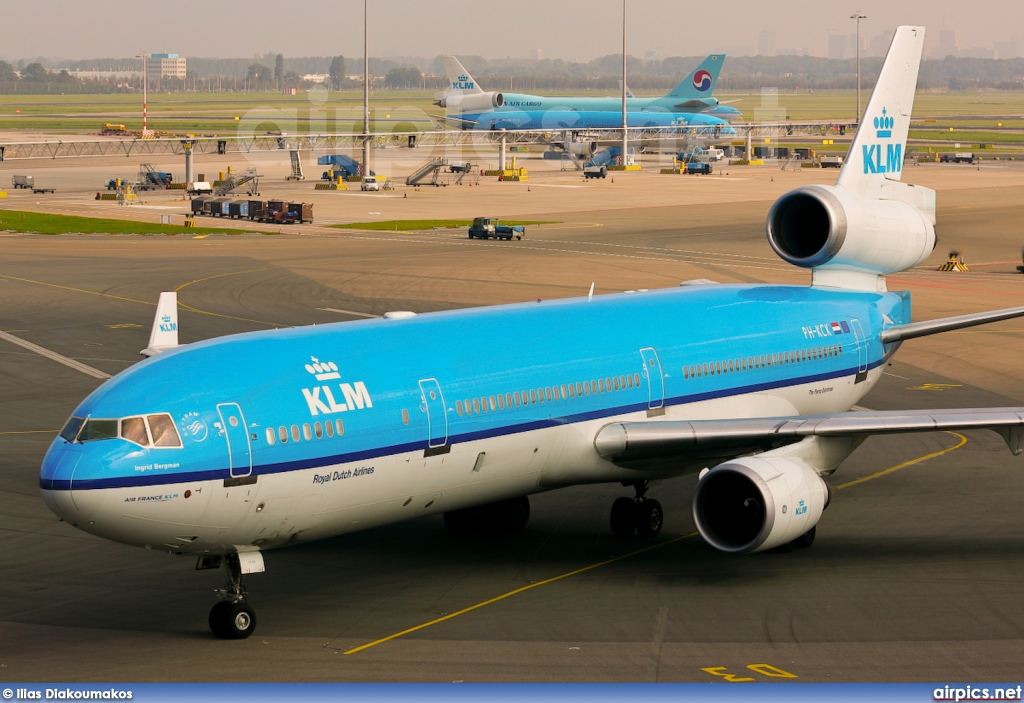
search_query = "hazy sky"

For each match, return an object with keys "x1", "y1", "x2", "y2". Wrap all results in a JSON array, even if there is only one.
[{"x1": 2, "y1": 0, "x2": 1020, "y2": 62}]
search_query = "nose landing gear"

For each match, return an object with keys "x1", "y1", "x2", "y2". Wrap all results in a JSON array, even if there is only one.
[
  {"x1": 208, "y1": 553, "x2": 258, "y2": 639},
  {"x1": 610, "y1": 481, "x2": 663, "y2": 539}
]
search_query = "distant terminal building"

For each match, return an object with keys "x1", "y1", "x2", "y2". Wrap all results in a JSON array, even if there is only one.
[{"x1": 146, "y1": 53, "x2": 187, "y2": 80}]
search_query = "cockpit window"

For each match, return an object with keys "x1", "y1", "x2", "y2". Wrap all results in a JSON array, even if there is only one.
[
  {"x1": 78, "y1": 419, "x2": 119, "y2": 442},
  {"x1": 148, "y1": 414, "x2": 182, "y2": 448},
  {"x1": 60, "y1": 417, "x2": 85, "y2": 442},
  {"x1": 60, "y1": 412, "x2": 182, "y2": 448},
  {"x1": 121, "y1": 417, "x2": 150, "y2": 446}
]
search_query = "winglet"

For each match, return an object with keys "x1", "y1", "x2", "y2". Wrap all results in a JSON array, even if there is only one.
[
  {"x1": 836, "y1": 26, "x2": 926, "y2": 197},
  {"x1": 666, "y1": 54, "x2": 724, "y2": 99},
  {"x1": 141, "y1": 292, "x2": 179, "y2": 357}
]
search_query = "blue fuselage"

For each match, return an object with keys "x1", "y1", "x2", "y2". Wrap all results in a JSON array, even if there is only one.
[
  {"x1": 39, "y1": 284, "x2": 910, "y2": 554},
  {"x1": 463, "y1": 108, "x2": 736, "y2": 134}
]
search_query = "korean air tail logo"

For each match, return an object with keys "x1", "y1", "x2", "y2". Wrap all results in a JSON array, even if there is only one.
[
  {"x1": 693, "y1": 69, "x2": 713, "y2": 92},
  {"x1": 452, "y1": 74, "x2": 475, "y2": 91},
  {"x1": 862, "y1": 106, "x2": 902, "y2": 175}
]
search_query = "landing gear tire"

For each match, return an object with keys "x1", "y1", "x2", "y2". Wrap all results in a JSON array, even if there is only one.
[
  {"x1": 791, "y1": 525, "x2": 816, "y2": 549},
  {"x1": 635, "y1": 499, "x2": 663, "y2": 539},
  {"x1": 500, "y1": 495, "x2": 530, "y2": 532},
  {"x1": 209, "y1": 601, "x2": 257, "y2": 640},
  {"x1": 610, "y1": 496, "x2": 638, "y2": 539}
]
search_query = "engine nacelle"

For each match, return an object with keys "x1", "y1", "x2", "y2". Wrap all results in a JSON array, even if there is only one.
[
  {"x1": 692, "y1": 456, "x2": 829, "y2": 553},
  {"x1": 436, "y1": 92, "x2": 504, "y2": 111},
  {"x1": 559, "y1": 140, "x2": 598, "y2": 157},
  {"x1": 766, "y1": 184, "x2": 936, "y2": 275}
]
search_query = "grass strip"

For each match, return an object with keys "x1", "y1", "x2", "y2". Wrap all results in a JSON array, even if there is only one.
[{"x1": 0, "y1": 209, "x2": 267, "y2": 235}]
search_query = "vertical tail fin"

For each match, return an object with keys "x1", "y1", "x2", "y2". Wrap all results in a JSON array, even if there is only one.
[
  {"x1": 836, "y1": 26, "x2": 925, "y2": 197},
  {"x1": 441, "y1": 56, "x2": 483, "y2": 94},
  {"x1": 666, "y1": 54, "x2": 724, "y2": 99},
  {"x1": 141, "y1": 292, "x2": 179, "y2": 357}
]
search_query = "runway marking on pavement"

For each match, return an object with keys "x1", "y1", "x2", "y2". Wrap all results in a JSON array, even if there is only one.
[
  {"x1": 172, "y1": 267, "x2": 284, "y2": 327},
  {"x1": 346, "y1": 433, "x2": 971, "y2": 654},
  {"x1": 0, "y1": 429, "x2": 58, "y2": 435},
  {"x1": 344, "y1": 235, "x2": 791, "y2": 273},
  {"x1": 0, "y1": 270, "x2": 283, "y2": 328},
  {"x1": 835, "y1": 432, "x2": 967, "y2": 490},
  {"x1": 343, "y1": 532, "x2": 698, "y2": 655},
  {"x1": 316, "y1": 307, "x2": 380, "y2": 318},
  {"x1": 0, "y1": 330, "x2": 111, "y2": 380},
  {"x1": 0, "y1": 273, "x2": 153, "y2": 307}
]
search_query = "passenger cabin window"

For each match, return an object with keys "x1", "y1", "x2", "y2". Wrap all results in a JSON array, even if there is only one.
[
  {"x1": 266, "y1": 428, "x2": 277, "y2": 445},
  {"x1": 336, "y1": 419, "x2": 345, "y2": 436}
]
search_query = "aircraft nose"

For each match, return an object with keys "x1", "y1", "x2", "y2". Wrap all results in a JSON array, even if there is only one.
[{"x1": 39, "y1": 444, "x2": 85, "y2": 525}]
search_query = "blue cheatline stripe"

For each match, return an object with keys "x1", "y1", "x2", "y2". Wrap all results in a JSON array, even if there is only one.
[{"x1": 43, "y1": 355, "x2": 887, "y2": 493}]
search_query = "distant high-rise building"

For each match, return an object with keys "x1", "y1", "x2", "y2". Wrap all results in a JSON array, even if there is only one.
[
  {"x1": 828, "y1": 34, "x2": 848, "y2": 60},
  {"x1": 995, "y1": 36, "x2": 1021, "y2": 59},
  {"x1": 146, "y1": 53, "x2": 187, "y2": 80},
  {"x1": 758, "y1": 30, "x2": 777, "y2": 57},
  {"x1": 536, "y1": 48, "x2": 543, "y2": 61},
  {"x1": 867, "y1": 31, "x2": 895, "y2": 57},
  {"x1": 938, "y1": 30, "x2": 961, "y2": 58}
]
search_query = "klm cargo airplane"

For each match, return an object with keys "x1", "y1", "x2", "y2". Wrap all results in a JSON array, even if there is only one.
[
  {"x1": 41, "y1": 26, "x2": 1024, "y2": 640},
  {"x1": 436, "y1": 54, "x2": 742, "y2": 122}
]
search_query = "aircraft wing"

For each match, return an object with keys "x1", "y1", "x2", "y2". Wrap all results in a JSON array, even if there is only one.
[{"x1": 594, "y1": 407, "x2": 1024, "y2": 467}]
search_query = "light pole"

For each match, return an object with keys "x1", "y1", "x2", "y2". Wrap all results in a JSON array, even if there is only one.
[
  {"x1": 850, "y1": 11, "x2": 867, "y2": 123},
  {"x1": 621, "y1": 0, "x2": 627, "y2": 165},
  {"x1": 362, "y1": 0, "x2": 370, "y2": 175},
  {"x1": 136, "y1": 53, "x2": 149, "y2": 134}
]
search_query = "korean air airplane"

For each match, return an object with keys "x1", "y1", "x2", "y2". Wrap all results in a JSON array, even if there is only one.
[
  {"x1": 41, "y1": 26, "x2": 1024, "y2": 641},
  {"x1": 463, "y1": 106, "x2": 736, "y2": 135},
  {"x1": 436, "y1": 54, "x2": 742, "y2": 123}
]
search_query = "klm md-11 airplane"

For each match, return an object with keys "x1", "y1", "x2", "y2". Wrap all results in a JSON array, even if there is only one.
[{"x1": 41, "y1": 27, "x2": 1024, "y2": 640}]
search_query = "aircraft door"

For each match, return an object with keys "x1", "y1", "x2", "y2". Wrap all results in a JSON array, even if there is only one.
[
  {"x1": 418, "y1": 379, "x2": 449, "y2": 448},
  {"x1": 217, "y1": 402, "x2": 252, "y2": 478},
  {"x1": 850, "y1": 319, "x2": 868, "y2": 383},
  {"x1": 639, "y1": 347, "x2": 665, "y2": 410}
]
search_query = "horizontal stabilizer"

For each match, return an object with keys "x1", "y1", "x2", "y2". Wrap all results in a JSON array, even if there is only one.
[
  {"x1": 881, "y1": 305, "x2": 1024, "y2": 343},
  {"x1": 595, "y1": 407, "x2": 1024, "y2": 464},
  {"x1": 140, "y1": 291, "x2": 179, "y2": 357}
]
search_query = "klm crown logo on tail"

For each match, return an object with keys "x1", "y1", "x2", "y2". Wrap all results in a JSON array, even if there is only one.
[
  {"x1": 159, "y1": 314, "x2": 177, "y2": 334},
  {"x1": 862, "y1": 107, "x2": 902, "y2": 175},
  {"x1": 453, "y1": 74, "x2": 475, "y2": 91}
]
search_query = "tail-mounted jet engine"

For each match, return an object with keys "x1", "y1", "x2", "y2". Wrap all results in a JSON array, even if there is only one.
[
  {"x1": 766, "y1": 184, "x2": 936, "y2": 275},
  {"x1": 435, "y1": 92, "x2": 504, "y2": 111}
]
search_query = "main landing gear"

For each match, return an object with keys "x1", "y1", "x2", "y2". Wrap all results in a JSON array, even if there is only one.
[
  {"x1": 444, "y1": 495, "x2": 531, "y2": 535},
  {"x1": 209, "y1": 554, "x2": 257, "y2": 639},
  {"x1": 610, "y1": 481, "x2": 663, "y2": 539}
]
